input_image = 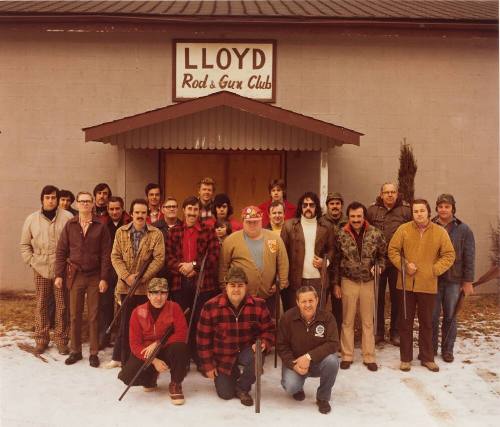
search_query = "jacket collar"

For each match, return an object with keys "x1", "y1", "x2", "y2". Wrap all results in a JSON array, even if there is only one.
[
  {"x1": 374, "y1": 194, "x2": 407, "y2": 210},
  {"x1": 123, "y1": 221, "x2": 154, "y2": 232},
  {"x1": 218, "y1": 293, "x2": 255, "y2": 309},
  {"x1": 291, "y1": 306, "x2": 329, "y2": 322}
]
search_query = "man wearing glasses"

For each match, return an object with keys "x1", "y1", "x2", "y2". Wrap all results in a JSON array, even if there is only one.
[
  {"x1": 118, "y1": 277, "x2": 189, "y2": 405},
  {"x1": 367, "y1": 182, "x2": 412, "y2": 346},
  {"x1": 55, "y1": 191, "x2": 112, "y2": 367},
  {"x1": 280, "y1": 192, "x2": 334, "y2": 312}
]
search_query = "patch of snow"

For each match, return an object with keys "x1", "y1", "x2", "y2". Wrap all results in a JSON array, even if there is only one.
[{"x1": 0, "y1": 331, "x2": 499, "y2": 427}]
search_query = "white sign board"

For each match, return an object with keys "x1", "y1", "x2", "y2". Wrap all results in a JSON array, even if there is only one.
[{"x1": 173, "y1": 40, "x2": 276, "y2": 102}]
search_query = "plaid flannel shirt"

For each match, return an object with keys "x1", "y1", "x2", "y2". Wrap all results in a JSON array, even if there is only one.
[
  {"x1": 165, "y1": 221, "x2": 220, "y2": 292},
  {"x1": 196, "y1": 293, "x2": 275, "y2": 376}
]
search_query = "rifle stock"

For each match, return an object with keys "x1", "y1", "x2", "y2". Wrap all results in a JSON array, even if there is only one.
[
  {"x1": 186, "y1": 251, "x2": 208, "y2": 343},
  {"x1": 118, "y1": 308, "x2": 190, "y2": 401},
  {"x1": 106, "y1": 254, "x2": 154, "y2": 335}
]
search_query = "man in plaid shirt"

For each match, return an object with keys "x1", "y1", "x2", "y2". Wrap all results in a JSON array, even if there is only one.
[
  {"x1": 166, "y1": 196, "x2": 220, "y2": 369},
  {"x1": 197, "y1": 266, "x2": 275, "y2": 407}
]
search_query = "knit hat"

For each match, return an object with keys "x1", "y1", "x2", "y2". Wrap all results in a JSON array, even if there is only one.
[
  {"x1": 223, "y1": 266, "x2": 248, "y2": 284},
  {"x1": 148, "y1": 277, "x2": 168, "y2": 292},
  {"x1": 241, "y1": 205, "x2": 262, "y2": 221},
  {"x1": 326, "y1": 192, "x2": 344, "y2": 204}
]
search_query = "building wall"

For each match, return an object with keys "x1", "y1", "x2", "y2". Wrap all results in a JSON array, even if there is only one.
[{"x1": 1, "y1": 27, "x2": 497, "y2": 291}]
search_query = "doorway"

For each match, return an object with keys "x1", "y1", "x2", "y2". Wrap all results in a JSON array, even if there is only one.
[{"x1": 161, "y1": 150, "x2": 285, "y2": 216}]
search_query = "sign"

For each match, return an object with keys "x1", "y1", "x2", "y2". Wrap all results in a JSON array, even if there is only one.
[{"x1": 173, "y1": 40, "x2": 276, "y2": 102}]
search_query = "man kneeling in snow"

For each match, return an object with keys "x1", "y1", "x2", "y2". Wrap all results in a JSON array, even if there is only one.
[
  {"x1": 118, "y1": 278, "x2": 189, "y2": 405},
  {"x1": 277, "y1": 285, "x2": 340, "y2": 414},
  {"x1": 197, "y1": 266, "x2": 275, "y2": 407}
]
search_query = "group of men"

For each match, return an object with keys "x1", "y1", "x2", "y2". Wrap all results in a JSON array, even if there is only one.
[{"x1": 20, "y1": 177, "x2": 475, "y2": 413}]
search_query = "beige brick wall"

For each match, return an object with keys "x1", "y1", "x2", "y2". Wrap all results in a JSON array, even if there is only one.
[{"x1": 1, "y1": 28, "x2": 497, "y2": 291}]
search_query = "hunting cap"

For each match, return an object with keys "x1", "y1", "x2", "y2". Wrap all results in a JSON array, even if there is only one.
[
  {"x1": 223, "y1": 266, "x2": 248, "y2": 284},
  {"x1": 148, "y1": 277, "x2": 168, "y2": 292},
  {"x1": 326, "y1": 192, "x2": 344, "y2": 204},
  {"x1": 241, "y1": 205, "x2": 262, "y2": 221},
  {"x1": 436, "y1": 193, "x2": 456, "y2": 207}
]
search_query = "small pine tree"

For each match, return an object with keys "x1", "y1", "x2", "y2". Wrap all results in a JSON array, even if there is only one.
[
  {"x1": 491, "y1": 219, "x2": 500, "y2": 267},
  {"x1": 397, "y1": 139, "x2": 417, "y2": 203}
]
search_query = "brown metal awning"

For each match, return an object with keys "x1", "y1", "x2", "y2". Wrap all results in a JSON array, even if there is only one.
[{"x1": 83, "y1": 91, "x2": 363, "y2": 151}]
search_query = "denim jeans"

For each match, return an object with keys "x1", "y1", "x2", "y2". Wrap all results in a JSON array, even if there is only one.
[
  {"x1": 432, "y1": 281, "x2": 461, "y2": 355},
  {"x1": 281, "y1": 354, "x2": 340, "y2": 401},
  {"x1": 214, "y1": 346, "x2": 259, "y2": 399}
]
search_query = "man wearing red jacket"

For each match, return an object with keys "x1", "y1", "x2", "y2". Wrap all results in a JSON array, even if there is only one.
[
  {"x1": 118, "y1": 278, "x2": 189, "y2": 405},
  {"x1": 197, "y1": 266, "x2": 275, "y2": 407}
]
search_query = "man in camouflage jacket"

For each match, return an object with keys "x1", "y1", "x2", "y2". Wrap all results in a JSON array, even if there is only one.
[{"x1": 333, "y1": 202, "x2": 386, "y2": 371}]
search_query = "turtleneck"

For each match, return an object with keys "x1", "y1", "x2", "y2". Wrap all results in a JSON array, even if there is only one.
[
  {"x1": 301, "y1": 216, "x2": 320, "y2": 279},
  {"x1": 42, "y1": 208, "x2": 57, "y2": 221}
]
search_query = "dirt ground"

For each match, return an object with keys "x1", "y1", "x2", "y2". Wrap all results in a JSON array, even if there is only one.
[{"x1": 0, "y1": 291, "x2": 498, "y2": 339}]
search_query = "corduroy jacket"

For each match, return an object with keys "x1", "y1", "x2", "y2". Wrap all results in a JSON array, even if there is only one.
[{"x1": 111, "y1": 222, "x2": 165, "y2": 295}]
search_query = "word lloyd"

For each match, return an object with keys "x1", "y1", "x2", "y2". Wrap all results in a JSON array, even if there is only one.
[
  {"x1": 184, "y1": 47, "x2": 267, "y2": 70},
  {"x1": 182, "y1": 74, "x2": 272, "y2": 90}
]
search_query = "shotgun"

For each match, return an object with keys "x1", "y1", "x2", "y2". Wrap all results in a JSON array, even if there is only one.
[
  {"x1": 254, "y1": 337, "x2": 263, "y2": 413},
  {"x1": 118, "y1": 308, "x2": 190, "y2": 401},
  {"x1": 106, "y1": 254, "x2": 153, "y2": 335}
]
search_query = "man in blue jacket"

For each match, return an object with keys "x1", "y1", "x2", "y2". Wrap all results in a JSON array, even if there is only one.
[{"x1": 431, "y1": 194, "x2": 475, "y2": 363}]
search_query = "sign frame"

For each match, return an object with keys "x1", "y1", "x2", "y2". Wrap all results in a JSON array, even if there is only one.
[{"x1": 172, "y1": 39, "x2": 277, "y2": 103}]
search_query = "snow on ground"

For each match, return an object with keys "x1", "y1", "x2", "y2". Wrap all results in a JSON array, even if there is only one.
[{"x1": 0, "y1": 327, "x2": 499, "y2": 427}]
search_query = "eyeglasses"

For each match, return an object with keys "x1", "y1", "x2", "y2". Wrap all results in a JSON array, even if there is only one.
[
  {"x1": 163, "y1": 205, "x2": 178, "y2": 209},
  {"x1": 302, "y1": 202, "x2": 316, "y2": 208},
  {"x1": 77, "y1": 200, "x2": 93, "y2": 204},
  {"x1": 149, "y1": 291, "x2": 168, "y2": 295}
]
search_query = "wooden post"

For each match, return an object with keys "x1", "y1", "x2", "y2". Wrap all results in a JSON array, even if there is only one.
[{"x1": 320, "y1": 150, "x2": 329, "y2": 214}]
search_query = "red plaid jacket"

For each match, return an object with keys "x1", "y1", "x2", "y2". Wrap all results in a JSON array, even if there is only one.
[
  {"x1": 196, "y1": 293, "x2": 275, "y2": 375},
  {"x1": 165, "y1": 221, "x2": 220, "y2": 292}
]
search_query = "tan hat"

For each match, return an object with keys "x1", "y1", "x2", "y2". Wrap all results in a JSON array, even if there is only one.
[{"x1": 148, "y1": 277, "x2": 168, "y2": 292}]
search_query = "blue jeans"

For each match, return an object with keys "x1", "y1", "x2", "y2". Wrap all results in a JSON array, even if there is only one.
[
  {"x1": 281, "y1": 354, "x2": 340, "y2": 401},
  {"x1": 432, "y1": 281, "x2": 461, "y2": 355},
  {"x1": 214, "y1": 346, "x2": 259, "y2": 399}
]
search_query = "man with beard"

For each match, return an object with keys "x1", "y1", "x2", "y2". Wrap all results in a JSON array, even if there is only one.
[
  {"x1": 93, "y1": 183, "x2": 112, "y2": 223},
  {"x1": 20, "y1": 185, "x2": 73, "y2": 354},
  {"x1": 367, "y1": 183, "x2": 412, "y2": 345},
  {"x1": 281, "y1": 192, "x2": 334, "y2": 312},
  {"x1": 389, "y1": 199, "x2": 455, "y2": 372},
  {"x1": 220, "y1": 205, "x2": 289, "y2": 317},
  {"x1": 197, "y1": 266, "x2": 275, "y2": 406},
  {"x1": 145, "y1": 183, "x2": 163, "y2": 224},
  {"x1": 98, "y1": 196, "x2": 131, "y2": 349},
  {"x1": 198, "y1": 177, "x2": 216, "y2": 223},
  {"x1": 165, "y1": 196, "x2": 220, "y2": 370},
  {"x1": 319, "y1": 192, "x2": 347, "y2": 336},
  {"x1": 430, "y1": 194, "x2": 475, "y2": 363},
  {"x1": 106, "y1": 198, "x2": 165, "y2": 369},
  {"x1": 55, "y1": 191, "x2": 112, "y2": 367},
  {"x1": 334, "y1": 202, "x2": 386, "y2": 372}
]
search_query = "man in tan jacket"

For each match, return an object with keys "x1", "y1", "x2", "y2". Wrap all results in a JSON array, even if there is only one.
[
  {"x1": 106, "y1": 198, "x2": 165, "y2": 368},
  {"x1": 388, "y1": 198, "x2": 455, "y2": 372},
  {"x1": 20, "y1": 185, "x2": 73, "y2": 354},
  {"x1": 220, "y1": 205, "x2": 289, "y2": 316}
]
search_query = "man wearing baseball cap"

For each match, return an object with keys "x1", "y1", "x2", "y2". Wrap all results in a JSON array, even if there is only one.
[
  {"x1": 197, "y1": 266, "x2": 275, "y2": 407},
  {"x1": 431, "y1": 194, "x2": 475, "y2": 363},
  {"x1": 219, "y1": 205, "x2": 289, "y2": 316},
  {"x1": 118, "y1": 277, "x2": 189, "y2": 405}
]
